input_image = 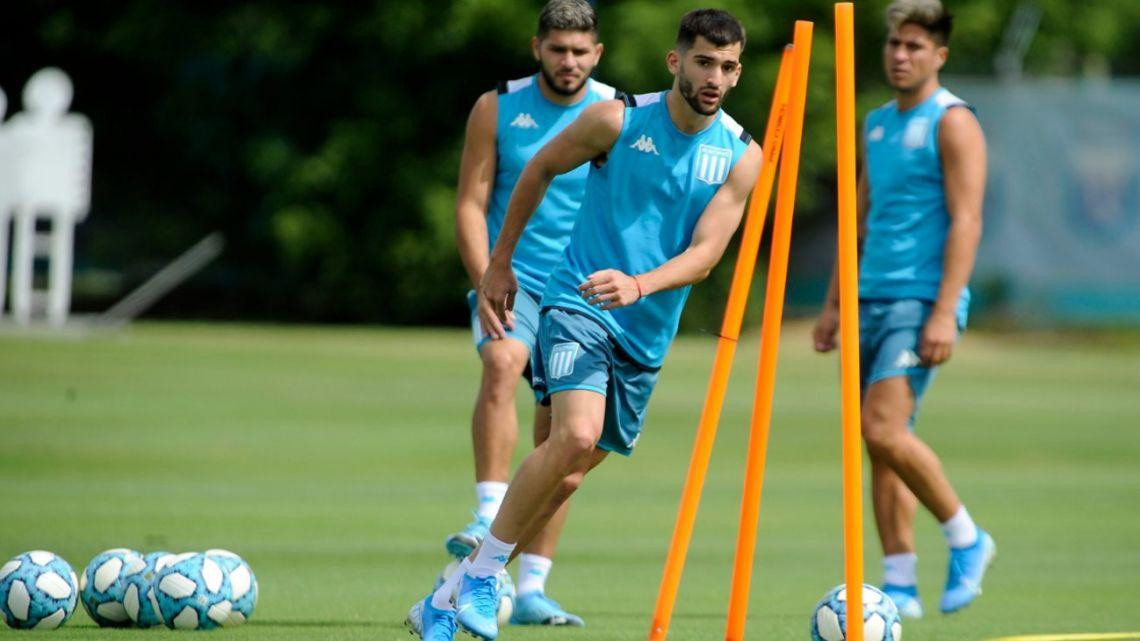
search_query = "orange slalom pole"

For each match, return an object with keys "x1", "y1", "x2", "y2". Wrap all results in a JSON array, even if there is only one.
[
  {"x1": 835, "y1": 4, "x2": 865, "y2": 641},
  {"x1": 724, "y1": 21, "x2": 813, "y2": 641},
  {"x1": 648, "y1": 45, "x2": 795, "y2": 641}
]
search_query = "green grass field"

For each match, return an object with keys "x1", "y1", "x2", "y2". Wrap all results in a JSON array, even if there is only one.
[{"x1": 2, "y1": 322, "x2": 1138, "y2": 640}]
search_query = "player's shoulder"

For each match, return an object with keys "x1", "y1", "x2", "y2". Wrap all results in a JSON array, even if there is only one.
[
  {"x1": 718, "y1": 110, "x2": 754, "y2": 145},
  {"x1": 621, "y1": 91, "x2": 664, "y2": 109},
  {"x1": 496, "y1": 75, "x2": 536, "y2": 96},
  {"x1": 866, "y1": 99, "x2": 895, "y2": 123},
  {"x1": 934, "y1": 87, "x2": 970, "y2": 110}
]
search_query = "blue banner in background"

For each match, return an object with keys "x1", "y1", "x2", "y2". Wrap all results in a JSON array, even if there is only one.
[{"x1": 951, "y1": 77, "x2": 1140, "y2": 326}]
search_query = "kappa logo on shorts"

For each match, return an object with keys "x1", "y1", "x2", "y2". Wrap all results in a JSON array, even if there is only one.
[
  {"x1": 893, "y1": 349, "x2": 922, "y2": 369},
  {"x1": 548, "y1": 342, "x2": 581, "y2": 380}
]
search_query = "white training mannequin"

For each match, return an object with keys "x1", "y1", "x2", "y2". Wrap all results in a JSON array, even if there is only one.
[{"x1": 8, "y1": 67, "x2": 93, "y2": 326}]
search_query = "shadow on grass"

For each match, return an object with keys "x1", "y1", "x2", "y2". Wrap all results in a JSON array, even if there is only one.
[{"x1": 250, "y1": 619, "x2": 404, "y2": 629}]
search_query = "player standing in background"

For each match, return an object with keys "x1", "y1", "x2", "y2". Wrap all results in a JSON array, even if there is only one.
[
  {"x1": 813, "y1": 0, "x2": 993, "y2": 619},
  {"x1": 442, "y1": 0, "x2": 628, "y2": 629},
  {"x1": 410, "y1": 9, "x2": 763, "y2": 641}
]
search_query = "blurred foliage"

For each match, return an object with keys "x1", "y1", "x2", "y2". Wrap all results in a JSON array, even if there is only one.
[{"x1": 2, "y1": 0, "x2": 1139, "y2": 325}]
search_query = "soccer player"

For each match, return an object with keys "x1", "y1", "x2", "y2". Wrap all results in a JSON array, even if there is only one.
[
  {"x1": 812, "y1": 0, "x2": 993, "y2": 618},
  {"x1": 446, "y1": 0, "x2": 624, "y2": 628},
  {"x1": 410, "y1": 9, "x2": 763, "y2": 641}
]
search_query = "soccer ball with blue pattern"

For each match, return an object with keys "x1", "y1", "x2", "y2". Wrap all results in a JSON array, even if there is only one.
[
  {"x1": 80, "y1": 548, "x2": 144, "y2": 627},
  {"x1": 811, "y1": 584, "x2": 902, "y2": 641},
  {"x1": 204, "y1": 549, "x2": 258, "y2": 626},
  {"x1": 0, "y1": 550, "x2": 79, "y2": 630},
  {"x1": 153, "y1": 553, "x2": 234, "y2": 629},
  {"x1": 434, "y1": 559, "x2": 515, "y2": 625},
  {"x1": 122, "y1": 551, "x2": 174, "y2": 628}
]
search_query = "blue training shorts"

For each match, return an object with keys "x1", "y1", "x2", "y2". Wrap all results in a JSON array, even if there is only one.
[
  {"x1": 531, "y1": 307, "x2": 660, "y2": 457},
  {"x1": 860, "y1": 298, "x2": 960, "y2": 425},
  {"x1": 467, "y1": 288, "x2": 541, "y2": 396}
]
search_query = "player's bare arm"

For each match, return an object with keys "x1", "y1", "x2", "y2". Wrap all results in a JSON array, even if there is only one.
[
  {"x1": 921, "y1": 106, "x2": 985, "y2": 366},
  {"x1": 480, "y1": 99, "x2": 625, "y2": 327},
  {"x1": 454, "y1": 91, "x2": 502, "y2": 335},
  {"x1": 581, "y1": 141, "x2": 763, "y2": 311},
  {"x1": 814, "y1": 143, "x2": 870, "y2": 352}
]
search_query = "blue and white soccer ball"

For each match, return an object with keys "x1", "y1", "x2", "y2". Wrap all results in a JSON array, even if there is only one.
[
  {"x1": 204, "y1": 549, "x2": 258, "y2": 626},
  {"x1": 80, "y1": 548, "x2": 144, "y2": 627},
  {"x1": 435, "y1": 560, "x2": 515, "y2": 625},
  {"x1": 122, "y1": 551, "x2": 174, "y2": 628},
  {"x1": 153, "y1": 552, "x2": 233, "y2": 630},
  {"x1": 811, "y1": 584, "x2": 902, "y2": 641},
  {"x1": 0, "y1": 550, "x2": 79, "y2": 630}
]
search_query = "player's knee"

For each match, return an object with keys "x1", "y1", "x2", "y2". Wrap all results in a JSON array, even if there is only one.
[
  {"x1": 862, "y1": 420, "x2": 904, "y2": 462},
  {"x1": 550, "y1": 424, "x2": 598, "y2": 467},
  {"x1": 482, "y1": 345, "x2": 526, "y2": 377}
]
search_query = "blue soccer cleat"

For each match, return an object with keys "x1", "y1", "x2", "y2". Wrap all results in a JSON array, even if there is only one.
[
  {"x1": 940, "y1": 529, "x2": 996, "y2": 614},
  {"x1": 445, "y1": 513, "x2": 492, "y2": 559},
  {"x1": 882, "y1": 583, "x2": 924, "y2": 619},
  {"x1": 509, "y1": 591, "x2": 585, "y2": 627},
  {"x1": 405, "y1": 597, "x2": 458, "y2": 641},
  {"x1": 456, "y1": 573, "x2": 500, "y2": 640}
]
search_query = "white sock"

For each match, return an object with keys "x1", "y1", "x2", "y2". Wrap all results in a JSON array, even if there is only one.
[
  {"x1": 516, "y1": 553, "x2": 553, "y2": 595},
  {"x1": 468, "y1": 533, "x2": 516, "y2": 578},
  {"x1": 941, "y1": 505, "x2": 979, "y2": 548},
  {"x1": 431, "y1": 559, "x2": 471, "y2": 610},
  {"x1": 882, "y1": 552, "x2": 918, "y2": 587},
  {"x1": 475, "y1": 482, "x2": 508, "y2": 520}
]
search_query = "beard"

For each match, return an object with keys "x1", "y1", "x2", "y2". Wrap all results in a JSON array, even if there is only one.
[
  {"x1": 678, "y1": 65, "x2": 722, "y2": 116},
  {"x1": 539, "y1": 64, "x2": 589, "y2": 96}
]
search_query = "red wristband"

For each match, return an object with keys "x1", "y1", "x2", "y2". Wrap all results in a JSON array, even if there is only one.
[{"x1": 633, "y1": 276, "x2": 643, "y2": 301}]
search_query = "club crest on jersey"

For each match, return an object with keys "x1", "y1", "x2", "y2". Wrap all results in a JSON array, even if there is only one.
[
  {"x1": 548, "y1": 342, "x2": 581, "y2": 380},
  {"x1": 903, "y1": 117, "x2": 930, "y2": 148},
  {"x1": 695, "y1": 144, "x2": 732, "y2": 185}
]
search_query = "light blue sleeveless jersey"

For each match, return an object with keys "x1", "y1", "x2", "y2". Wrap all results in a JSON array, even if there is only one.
[
  {"x1": 488, "y1": 75, "x2": 623, "y2": 298},
  {"x1": 542, "y1": 92, "x2": 752, "y2": 367},
  {"x1": 861, "y1": 87, "x2": 974, "y2": 323}
]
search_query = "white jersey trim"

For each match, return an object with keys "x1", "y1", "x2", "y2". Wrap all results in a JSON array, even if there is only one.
[
  {"x1": 505, "y1": 76, "x2": 534, "y2": 94},
  {"x1": 589, "y1": 79, "x2": 617, "y2": 100},
  {"x1": 935, "y1": 89, "x2": 968, "y2": 108},
  {"x1": 631, "y1": 91, "x2": 663, "y2": 107},
  {"x1": 720, "y1": 112, "x2": 745, "y2": 139}
]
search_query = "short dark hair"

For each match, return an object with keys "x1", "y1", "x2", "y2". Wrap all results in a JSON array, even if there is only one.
[
  {"x1": 886, "y1": 0, "x2": 953, "y2": 45},
  {"x1": 537, "y1": 0, "x2": 598, "y2": 38},
  {"x1": 676, "y1": 9, "x2": 746, "y2": 52}
]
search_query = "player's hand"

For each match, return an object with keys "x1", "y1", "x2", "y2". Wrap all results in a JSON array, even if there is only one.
[
  {"x1": 920, "y1": 309, "x2": 957, "y2": 366},
  {"x1": 478, "y1": 259, "x2": 518, "y2": 340},
  {"x1": 812, "y1": 303, "x2": 840, "y2": 353},
  {"x1": 579, "y1": 269, "x2": 641, "y2": 310}
]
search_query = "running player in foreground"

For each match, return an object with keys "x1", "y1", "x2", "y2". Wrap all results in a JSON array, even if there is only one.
[
  {"x1": 410, "y1": 9, "x2": 763, "y2": 641},
  {"x1": 813, "y1": 0, "x2": 993, "y2": 618},
  {"x1": 444, "y1": 0, "x2": 626, "y2": 627}
]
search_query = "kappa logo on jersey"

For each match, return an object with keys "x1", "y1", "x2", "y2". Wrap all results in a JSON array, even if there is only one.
[
  {"x1": 868, "y1": 125, "x2": 885, "y2": 142},
  {"x1": 630, "y1": 134, "x2": 660, "y2": 155},
  {"x1": 548, "y1": 342, "x2": 581, "y2": 380},
  {"x1": 695, "y1": 144, "x2": 732, "y2": 185},
  {"x1": 510, "y1": 112, "x2": 539, "y2": 129}
]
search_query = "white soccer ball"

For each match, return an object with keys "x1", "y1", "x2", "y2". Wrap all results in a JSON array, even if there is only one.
[
  {"x1": 122, "y1": 551, "x2": 174, "y2": 628},
  {"x1": 79, "y1": 548, "x2": 144, "y2": 627},
  {"x1": 435, "y1": 560, "x2": 515, "y2": 625},
  {"x1": 152, "y1": 552, "x2": 233, "y2": 630},
  {"x1": 0, "y1": 550, "x2": 79, "y2": 630},
  {"x1": 811, "y1": 584, "x2": 902, "y2": 641},
  {"x1": 204, "y1": 549, "x2": 258, "y2": 626}
]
